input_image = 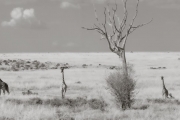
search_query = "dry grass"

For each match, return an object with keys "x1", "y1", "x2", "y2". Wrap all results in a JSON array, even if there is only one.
[{"x1": 0, "y1": 52, "x2": 180, "y2": 120}]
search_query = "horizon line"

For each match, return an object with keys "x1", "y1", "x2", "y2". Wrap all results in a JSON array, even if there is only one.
[{"x1": 0, "y1": 51, "x2": 179, "y2": 54}]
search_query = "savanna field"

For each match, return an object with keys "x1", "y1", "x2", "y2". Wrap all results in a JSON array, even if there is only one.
[{"x1": 0, "y1": 52, "x2": 180, "y2": 120}]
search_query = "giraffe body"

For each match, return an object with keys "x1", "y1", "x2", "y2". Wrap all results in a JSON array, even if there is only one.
[
  {"x1": 162, "y1": 85, "x2": 168, "y2": 99},
  {"x1": 161, "y1": 76, "x2": 174, "y2": 99},
  {"x1": 61, "y1": 67, "x2": 68, "y2": 99},
  {"x1": 0, "y1": 79, "x2": 10, "y2": 95}
]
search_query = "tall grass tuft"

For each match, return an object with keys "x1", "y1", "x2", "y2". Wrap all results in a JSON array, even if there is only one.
[{"x1": 106, "y1": 64, "x2": 136, "y2": 110}]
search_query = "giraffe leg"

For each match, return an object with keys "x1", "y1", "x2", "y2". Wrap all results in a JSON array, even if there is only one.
[
  {"x1": 5, "y1": 84, "x2": 10, "y2": 94},
  {"x1": 162, "y1": 93, "x2": 164, "y2": 99},
  {"x1": 62, "y1": 87, "x2": 64, "y2": 98},
  {"x1": 164, "y1": 94, "x2": 166, "y2": 99},
  {"x1": 6, "y1": 88, "x2": 10, "y2": 94},
  {"x1": 3, "y1": 89, "x2": 5, "y2": 95},
  {"x1": 166, "y1": 94, "x2": 169, "y2": 99}
]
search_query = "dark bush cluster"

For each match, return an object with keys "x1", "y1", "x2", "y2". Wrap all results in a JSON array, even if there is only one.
[
  {"x1": 5, "y1": 97, "x2": 107, "y2": 111},
  {"x1": 0, "y1": 117, "x2": 14, "y2": 120},
  {"x1": 106, "y1": 64, "x2": 136, "y2": 110},
  {"x1": 147, "y1": 98, "x2": 180, "y2": 105},
  {"x1": 22, "y1": 90, "x2": 38, "y2": 95},
  {"x1": 0, "y1": 59, "x2": 68, "y2": 71}
]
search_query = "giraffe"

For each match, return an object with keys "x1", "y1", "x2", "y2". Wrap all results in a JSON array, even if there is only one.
[
  {"x1": 60, "y1": 66, "x2": 68, "y2": 99},
  {"x1": 161, "y1": 76, "x2": 174, "y2": 99},
  {"x1": 0, "y1": 79, "x2": 10, "y2": 95}
]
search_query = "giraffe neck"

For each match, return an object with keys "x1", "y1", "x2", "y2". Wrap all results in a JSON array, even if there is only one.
[{"x1": 162, "y1": 79, "x2": 166, "y2": 89}]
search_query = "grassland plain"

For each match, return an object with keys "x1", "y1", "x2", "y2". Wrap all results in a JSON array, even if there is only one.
[{"x1": 0, "y1": 52, "x2": 180, "y2": 120}]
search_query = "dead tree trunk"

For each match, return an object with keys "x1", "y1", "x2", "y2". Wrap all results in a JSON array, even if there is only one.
[
  {"x1": 82, "y1": 0, "x2": 152, "y2": 75},
  {"x1": 120, "y1": 49, "x2": 128, "y2": 75},
  {"x1": 61, "y1": 67, "x2": 68, "y2": 99}
]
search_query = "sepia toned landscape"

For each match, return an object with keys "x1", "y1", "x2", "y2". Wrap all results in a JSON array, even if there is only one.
[
  {"x1": 0, "y1": 52, "x2": 180, "y2": 120},
  {"x1": 1, "y1": 0, "x2": 180, "y2": 119}
]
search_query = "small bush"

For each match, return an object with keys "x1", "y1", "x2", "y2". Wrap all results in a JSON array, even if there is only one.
[
  {"x1": 132, "y1": 104, "x2": 149, "y2": 110},
  {"x1": 88, "y1": 98, "x2": 107, "y2": 111},
  {"x1": 27, "y1": 98, "x2": 43, "y2": 105},
  {"x1": 106, "y1": 64, "x2": 136, "y2": 110}
]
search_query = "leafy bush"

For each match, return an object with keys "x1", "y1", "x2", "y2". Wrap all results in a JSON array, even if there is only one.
[{"x1": 106, "y1": 64, "x2": 136, "y2": 110}]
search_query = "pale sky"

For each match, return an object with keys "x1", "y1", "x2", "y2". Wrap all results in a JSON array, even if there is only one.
[{"x1": 0, "y1": 0, "x2": 180, "y2": 52}]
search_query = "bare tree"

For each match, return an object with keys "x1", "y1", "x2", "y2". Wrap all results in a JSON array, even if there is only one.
[{"x1": 82, "y1": 0, "x2": 152, "y2": 75}]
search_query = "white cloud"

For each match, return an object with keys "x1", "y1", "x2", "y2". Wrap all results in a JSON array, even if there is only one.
[
  {"x1": 1, "y1": 8, "x2": 46, "y2": 29},
  {"x1": 11, "y1": 8, "x2": 23, "y2": 19},
  {"x1": 60, "y1": 1, "x2": 80, "y2": 9},
  {"x1": 23, "y1": 8, "x2": 35, "y2": 19}
]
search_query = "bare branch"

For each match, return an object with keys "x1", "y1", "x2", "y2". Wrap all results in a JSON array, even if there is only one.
[
  {"x1": 113, "y1": 0, "x2": 121, "y2": 26},
  {"x1": 115, "y1": 14, "x2": 121, "y2": 26},
  {"x1": 119, "y1": 35, "x2": 127, "y2": 43},
  {"x1": 92, "y1": 1, "x2": 99, "y2": 22},
  {"x1": 120, "y1": 0, "x2": 128, "y2": 31},
  {"x1": 107, "y1": 5, "x2": 116, "y2": 37},
  {"x1": 112, "y1": 3, "x2": 120, "y2": 33},
  {"x1": 104, "y1": 7, "x2": 107, "y2": 25},
  {"x1": 113, "y1": 0, "x2": 120, "y2": 25},
  {"x1": 102, "y1": 7, "x2": 108, "y2": 34},
  {"x1": 105, "y1": 35, "x2": 116, "y2": 52},
  {"x1": 107, "y1": 6, "x2": 113, "y2": 28},
  {"x1": 83, "y1": 0, "x2": 152, "y2": 55},
  {"x1": 82, "y1": 24, "x2": 105, "y2": 35},
  {"x1": 103, "y1": 6, "x2": 118, "y2": 48},
  {"x1": 82, "y1": 26, "x2": 116, "y2": 53},
  {"x1": 128, "y1": 18, "x2": 153, "y2": 34},
  {"x1": 130, "y1": 0, "x2": 140, "y2": 27},
  {"x1": 125, "y1": 0, "x2": 152, "y2": 36}
]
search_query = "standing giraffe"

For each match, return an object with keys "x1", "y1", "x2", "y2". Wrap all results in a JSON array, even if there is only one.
[
  {"x1": 60, "y1": 66, "x2": 68, "y2": 99},
  {"x1": 161, "y1": 76, "x2": 174, "y2": 99},
  {"x1": 161, "y1": 76, "x2": 168, "y2": 99}
]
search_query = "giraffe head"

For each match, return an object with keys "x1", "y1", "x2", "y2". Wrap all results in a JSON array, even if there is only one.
[
  {"x1": 60, "y1": 66, "x2": 68, "y2": 73},
  {"x1": 161, "y1": 76, "x2": 164, "y2": 80},
  {"x1": 60, "y1": 68, "x2": 64, "y2": 73}
]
